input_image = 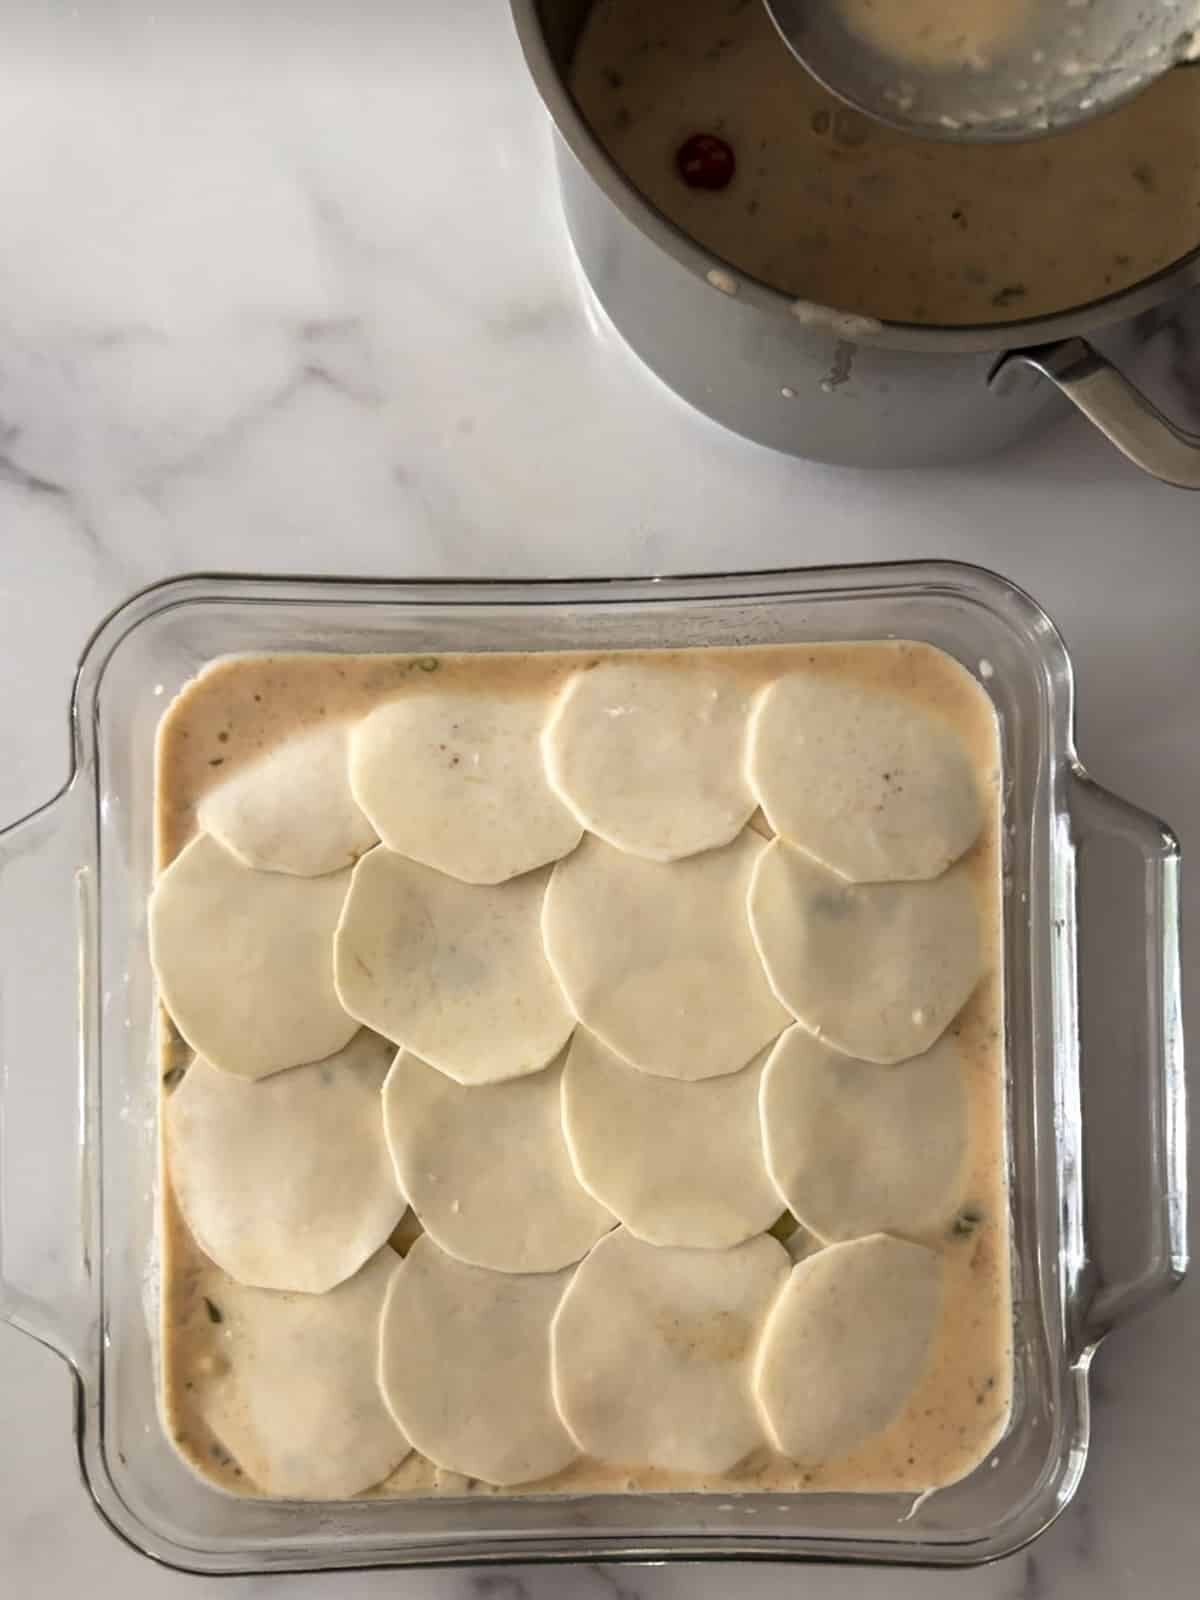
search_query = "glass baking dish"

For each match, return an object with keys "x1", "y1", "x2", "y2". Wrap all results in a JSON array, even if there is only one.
[{"x1": 0, "y1": 564, "x2": 1186, "y2": 1574}]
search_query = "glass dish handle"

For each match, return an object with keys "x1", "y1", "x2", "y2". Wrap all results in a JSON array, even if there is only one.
[
  {"x1": 1069, "y1": 771, "x2": 1188, "y2": 1351},
  {"x1": 0, "y1": 781, "x2": 91, "y2": 1369}
]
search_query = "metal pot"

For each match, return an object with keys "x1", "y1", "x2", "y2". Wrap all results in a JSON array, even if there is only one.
[{"x1": 511, "y1": 0, "x2": 1200, "y2": 485}]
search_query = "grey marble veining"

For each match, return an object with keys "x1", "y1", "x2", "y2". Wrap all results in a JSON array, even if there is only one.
[{"x1": 0, "y1": 2, "x2": 1197, "y2": 1597}]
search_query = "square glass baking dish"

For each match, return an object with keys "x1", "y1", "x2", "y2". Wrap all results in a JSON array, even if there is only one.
[{"x1": 0, "y1": 564, "x2": 1186, "y2": 1574}]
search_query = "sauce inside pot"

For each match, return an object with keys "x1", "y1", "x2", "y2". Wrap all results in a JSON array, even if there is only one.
[{"x1": 569, "y1": 0, "x2": 1200, "y2": 324}]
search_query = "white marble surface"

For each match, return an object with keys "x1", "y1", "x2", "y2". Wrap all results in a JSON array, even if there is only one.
[{"x1": 0, "y1": 2, "x2": 1197, "y2": 1595}]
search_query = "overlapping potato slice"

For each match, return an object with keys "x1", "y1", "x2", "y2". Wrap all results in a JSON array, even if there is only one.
[
  {"x1": 198, "y1": 722, "x2": 377, "y2": 877},
  {"x1": 748, "y1": 674, "x2": 983, "y2": 882},
  {"x1": 350, "y1": 691, "x2": 582, "y2": 884},
  {"x1": 754, "y1": 1234, "x2": 943, "y2": 1462},
  {"x1": 543, "y1": 831, "x2": 788, "y2": 1080},
  {"x1": 748, "y1": 841, "x2": 981, "y2": 1063},
  {"x1": 382, "y1": 1049, "x2": 613, "y2": 1273},
  {"x1": 167, "y1": 1032, "x2": 404, "y2": 1293},
  {"x1": 543, "y1": 659, "x2": 755, "y2": 861},
  {"x1": 760, "y1": 1027, "x2": 968, "y2": 1241},
  {"x1": 150, "y1": 832, "x2": 356, "y2": 1079},
  {"x1": 201, "y1": 1247, "x2": 410, "y2": 1499},
  {"x1": 561, "y1": 1031, "x2": 779, "y2": 1248},
  {"x1": 379, "y1": 1235, "x2": 577, "y2": 1487},
  {"x1": 551, "y1": 1228, "x2": 789, "y2": 1474},
  {"x1": 335, "y1": 848, "x2": 574, "y2": 1084}
]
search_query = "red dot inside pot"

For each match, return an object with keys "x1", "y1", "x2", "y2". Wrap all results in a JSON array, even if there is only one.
[{"x1": 675, "y1": 133, "x2": 736, "y2": 191}]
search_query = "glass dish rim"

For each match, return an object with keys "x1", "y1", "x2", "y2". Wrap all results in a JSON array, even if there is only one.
[{"x1": 0, "y1": 560, "x2": 1185, "y2": 1575}]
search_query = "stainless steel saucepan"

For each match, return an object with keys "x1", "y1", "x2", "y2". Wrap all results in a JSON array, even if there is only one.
[{"x1": 511, "y1": 0, "x2": 1200, "y2": 484}]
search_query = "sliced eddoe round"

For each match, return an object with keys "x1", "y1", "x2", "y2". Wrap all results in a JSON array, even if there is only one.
[
  {"x1": 748, "y1": 673, "x2": 984, "y2": 882},
  {"x1": 760, "y1": 1026, "x2": 969, "y2": 1242},
  {"x1": 543, "y1": 830, "x2": 789, "y2": 1081},
  {"x1": 551, "y1": 1227, "x2": 789, "y2": 1475},
  {"x1": 198, "y1": 721, "x2": 377, "y2": 878},
  {"x1": 350, "y1": 691, "x2": 582, "y2": 885},
  {"x1": 542, "y1": 658, "x2": 756, "y2": 861},
  {"x1": 335, "y1": 847, "x2": 574, "y2": 1084},
  {"x1": 382, "y1": 1048, "x2": 613, "y2": 1274},
  {"x1": 748, "y1": 840, "x2": 982, "y2": 1064},
  {"x1": 200, "y1": 1247, "x2": 410, "y2": 1499},
  {"x1": 561, "y1": 1030, "x2": 780, "y2": 1249},
  {"x1": 150, "y1": 832, "x2": 356, "y2": 1080},
  {"x1": 754, "y1": 1234, "x2": 944, "y2": 1463},
  {"x1": 167, "y1": 1031, "x2": 405, "y2": 1294},
  {"x1": 379, "y1": 1234, "x2": 578, "y2": 1488}
]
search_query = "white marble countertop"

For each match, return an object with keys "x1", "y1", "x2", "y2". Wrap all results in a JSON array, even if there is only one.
[{"x1": 0, "y1": 3, "x2": 1197, "y2": 1596}]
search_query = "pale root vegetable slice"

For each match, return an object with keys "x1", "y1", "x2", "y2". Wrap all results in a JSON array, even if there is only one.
[
  {"x1": 198, "y1": 722, "x2": 377, "y2": 878},
  {"x1": 754, "y1": 1234, "x2": 943, "y2": 1463},
  {"x1": 382, "y1": 1049, "x2": 613, "y2": 1273},
  {"x1": 760, "y1": 1027, "x2": 969, "y2": 1241},
  {"x1": 150, "y1": 833, "x2": 356, "y2": 1080},
  {"x1": 542, "y1": 659, "x2": 756, "y2": 861},
  {"x1": 335, "y1": 848, "x2": 574, "y2": 1084},
  {"x1": 747, "y1": 673, "x2": 984, "y2": 883},
  {"x1": 379, "y1": 1235, "x2": 577, "y2": 1487},
  {"x1": 201, "y1": 1248, "x2": 410, "y2": 1499},
  {"x1": 748, "y1": 841, "x2": 981, "y2": 1065},
  {"x1": 561, "y1": 1031, "x2": 780, "y2": 1248},
  {"x1": 551, "y1": 1228, "x2": 789, "y2": 1474},
  {"x1": 543, "y1": 831, "x2": 789, "y2": 1081},
  {"x1": 349, "y1": 692, "x2": 582, "y2": 885},
  {"x1": 167, "y1": 1033, "x2": 405, "y2": 1294}
]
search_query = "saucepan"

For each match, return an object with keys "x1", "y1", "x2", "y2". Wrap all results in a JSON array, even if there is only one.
[{"x1": 510, "y1": 0, "x2": 1200, "y2": 483}]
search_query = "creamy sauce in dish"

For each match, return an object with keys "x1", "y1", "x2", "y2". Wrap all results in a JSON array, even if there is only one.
[
  {"x1": 156, "y1": 642, "x2": 1011, "y2": 1499},
  {"x1": 569, "y1": 0, "x2": 1200, "y2": 323}
]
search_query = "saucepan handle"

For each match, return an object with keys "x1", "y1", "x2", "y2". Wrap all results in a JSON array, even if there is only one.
[
  {"x1": 1066, "y1": 770, "x2": 1188, "y2": 1353},
  {"x1": 0, "y1": 781, "x2": 91, "y2": 1369},
  {"x1": 994, "y1": 337, "x2": 1200, "y2": 490}
]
